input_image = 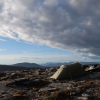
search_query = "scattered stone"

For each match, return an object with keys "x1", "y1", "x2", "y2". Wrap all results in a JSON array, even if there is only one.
[
  {"x1": 0, "y1": 67, "x2": 99, "y2": 99},
  {"x1": 73, "y1": 96, "x2": 88, "y2": 100},
  {"x1": 82, "y1": 93, "x2": 93, "y2": 97},
  {"x1": 11, "y1": 92, "x2": 29, "y2": 100}
]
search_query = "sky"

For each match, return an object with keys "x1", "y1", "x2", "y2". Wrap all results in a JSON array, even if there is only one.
[{"x1": 0, "y1": 0, "x2": 100, "y2": 65}]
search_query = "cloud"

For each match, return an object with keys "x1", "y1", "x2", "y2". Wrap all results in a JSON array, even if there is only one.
[
  {"x1": 0, "y1": 38, "x2": 6, "y2": 41},
  {"x1": 81, "y1": 53, "x2": 100, "y2": 60},
  {"x1": 0, "y1": 48, "x2": 7, "y2": 51},
  {"x1": 0, "y1": 0, "x2": 100, "y2": 55}
]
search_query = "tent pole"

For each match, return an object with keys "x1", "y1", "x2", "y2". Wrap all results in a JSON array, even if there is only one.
[
  {"x1": 69, "y1": 71, "x2": 73, "y2": 80},
  {"x1": 67, "y1": 67, "x2": 73, "y2": 80}
]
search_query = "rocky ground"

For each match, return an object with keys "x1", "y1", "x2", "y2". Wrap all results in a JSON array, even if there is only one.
[{"x1": 0, "y1": 67, "x2": 100, "y2": 100}]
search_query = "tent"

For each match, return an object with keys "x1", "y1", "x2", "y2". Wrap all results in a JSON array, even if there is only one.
[{"x1": 50, "y1": 62, "x2": 86, "y2": 80}]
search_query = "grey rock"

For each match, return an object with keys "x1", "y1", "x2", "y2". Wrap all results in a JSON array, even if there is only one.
[
  {"x1": 82, "y1": 93, "x2": 93, "y2": 97},
  {"x1": 73, "y1": 96, "x2": 88, "y2": 100}
]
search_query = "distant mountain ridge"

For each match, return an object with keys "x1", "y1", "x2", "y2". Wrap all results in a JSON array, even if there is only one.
[
  {"x1": 41, "y1": 62, "x2": 100, "y2": 67},
  {"x1": 12, "y1": 62, "x2": 43, "y2": 68},
  {"x1": 41, "y1": 62, "x2": 68, "y2": 67},
  {"x1": 0, "y1": 62, "x2": 99, "y2": 71}
]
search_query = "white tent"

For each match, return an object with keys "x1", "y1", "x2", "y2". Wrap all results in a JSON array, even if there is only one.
[{"x1": 50, "y1": 62, "x2": 86, "y2": 80}]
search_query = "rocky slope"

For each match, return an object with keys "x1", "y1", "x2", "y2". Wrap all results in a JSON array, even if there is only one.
[{"x1": 0, "y1": 67, "x2": 100, "y2": 100}]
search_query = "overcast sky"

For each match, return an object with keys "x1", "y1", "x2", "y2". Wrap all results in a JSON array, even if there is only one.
[{"x1": 0, "y1": 0, "x2": 100, "y2": 65}]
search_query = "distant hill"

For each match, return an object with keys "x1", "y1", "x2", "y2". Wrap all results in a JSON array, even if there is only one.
[
  {"x1": 12, "y1": 62, "x2": 43, "y2": 68},
  {"x1": 0, "y1": 62, "x2": 44, "y2": 71},
  {"x1": 0, "y1": 65, "x2": 32, "y2": 71}
]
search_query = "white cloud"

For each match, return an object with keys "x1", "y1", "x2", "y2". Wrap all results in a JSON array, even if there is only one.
[
  {"x1": 0, "y1": 38, "x2": 6, "y2": 41},
  {"x1": 0, "y1": 52, "x2": 100, "y2": 65},
  {"x1": 0, "y1": 48, "x2": 7, "y2": 51},
  {"x1": 0, "y1": 0, "x2": 100, "y2": 56}
]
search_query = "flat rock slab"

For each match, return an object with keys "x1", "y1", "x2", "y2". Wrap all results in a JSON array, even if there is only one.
[
  {"x1": 39, "y1": 82, "x2": 72, "y2": 92},
  {"x1": 89, "y1": 72, "x2": 100, "y2": 78}
]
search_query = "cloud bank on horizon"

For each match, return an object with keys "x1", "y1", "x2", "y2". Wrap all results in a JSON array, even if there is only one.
[{"x1": 0, "y1": 0, "x2": 100, "y2": 56}]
